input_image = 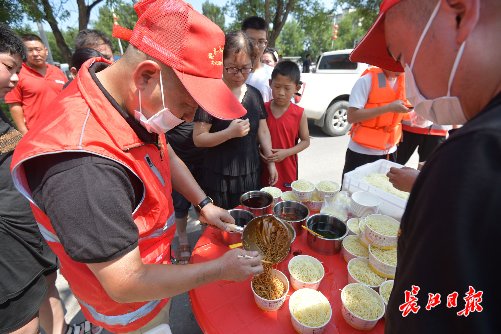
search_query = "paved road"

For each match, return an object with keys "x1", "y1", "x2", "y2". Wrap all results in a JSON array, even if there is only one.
[{"x1": 56, "y1": 121, "x2": 418, "y2": 333}]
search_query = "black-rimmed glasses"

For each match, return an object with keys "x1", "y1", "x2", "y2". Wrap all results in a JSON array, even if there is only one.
[{"x1": 225, "y1": 67, "x2": 253, "y2": 74}]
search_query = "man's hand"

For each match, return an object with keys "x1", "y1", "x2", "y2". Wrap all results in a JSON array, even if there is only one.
[
  {"x1": 227, "y1": 118, "x2": 250, "y2": 138},
  {"x1": 217, "y1": 249, "x2": 263, "y2": 281},
  {"x1": 199, "y1": 203, "x2": 242, "y2": 232},
  {"x1": 386, "y1": 100, "x2": 412, "y2": 114},
  {"x1": 387, "y1": 167, "x2": 419, "y2": 192}
]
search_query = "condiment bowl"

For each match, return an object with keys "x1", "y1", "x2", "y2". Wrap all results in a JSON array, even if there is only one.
[{"x1": 306, "y1": 214, "x2": 348, "y2": 255}]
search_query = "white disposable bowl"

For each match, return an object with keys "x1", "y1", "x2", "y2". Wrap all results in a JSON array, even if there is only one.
[
  {"x1": 289, "y1": 288, "x2": 332, "y2": 334},
  {"x1": 346, "y1": 218, "x2": 360, "y2": 236},
  {"x1": 368, "y1": 245, "x2": 397, "y2": 279},
  {"x1": 281, "y1": 190, "x2": 298, "y2": 202},
  {"x1": 379, "y1": 279, "x2": 394, "y2": 306},
  {"x1": 341, "y1": 235, "x2": 369, "y2": 263},
  {"x1": 364, "y1": 214, "x2": 400, "y2": 249},
  {"x1": 315, "y1": 180, "x2": 340, "y2": 200},
  {"x1": 347, "y1": 257, "x2": 386, "y2": 290},
  {"x1": 261, "y1": 186, "x2": 282, "y2": 206},
  {"x1": 291, "y1": 180, "x2": 315, "y2": 201},
  {"x1": 251, "y1": 269, "x2": 289, "y2": 311},
  {"x1": 358, "y1": 218, "x2": 370, "y2": 247},
  {"x1": 350, "y1": 191, "x2": 381, "y2": 217},
  {"x1": 341, "y1": 283, "x2": 385, "y2": 331},
  {"x1": 288, "y1": 255, "x2": 325, "y2": 291}
]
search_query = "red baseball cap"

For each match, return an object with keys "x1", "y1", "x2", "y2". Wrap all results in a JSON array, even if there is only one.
[
  {"x1": 115, "y1": 0, "x2": 246, "y2": 120},
  {"x1": 350, "y1": 0, "x2": 403, "y2": 72}
]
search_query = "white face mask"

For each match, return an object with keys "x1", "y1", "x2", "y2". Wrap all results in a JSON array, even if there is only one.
[
  {"x1": 134, "y1": 70, "x2": 184, "y2": 134},
  {"x1": 404, "y1": 0, "x2": 468, "y2": 125}
]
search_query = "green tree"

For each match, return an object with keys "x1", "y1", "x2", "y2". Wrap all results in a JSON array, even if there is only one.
[
  {"x1": 202, "y1": 1, "x2": 225, "y2": 31},
  {"x1": 334, "y1": 10, "x2": 366, "y2": 50},
  {"x1": 337, "y1": 0, "x2": 379, "y2": 31},
  {"x1": 297, "y1": 1, "x2": 334, "y2": 59},
  {"x1": 275, "y1": 19, "x2": 305, "y2": 56},
  {"x1": 93, "y1": 0, "x2": 137, "y2": 55},
  {"x1": 0, "y1": 0, "x2": 25, "y2": 26}
]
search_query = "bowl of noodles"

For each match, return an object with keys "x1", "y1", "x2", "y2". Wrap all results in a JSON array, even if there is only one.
[
  {"x1": 291, "y1": 180, "x2": 315, "y2": 201},
  {"x1": 289, "y1": 288, "x2": 332, "y2": 334},
  {"x1": 341, "y1": 283, "x2": 385, "y2": 331},
  {"x1": 251, "y1": 268, "x2": 289, "y2": 311},
  {"x1": 363, "y1": 214, "x2": 400, "y2": 249},
  {"x1": 281, "y1": 190, "x2": 298, "y2": 202},
  {"x1": 288, "y1": 255, "x2": 325, "y2": 290},
  {"x1": 347, "y1": 258, "x2": 386, "y2": 290},
  {"x1": 341, "y1": 235, "x2": 369, "y2": 263},
  {"x1": 368, "y1": 245, "x2": 397, "y2": 279},
  {"x1": 379, "y1": 279, "x2": 394, "y2": 306},
  {"x1": 315, "y1": 180, "x2": 340, "y2": 200},
  {"x1": 260, "y1": 186, "x2": 283, "y2": 206}
]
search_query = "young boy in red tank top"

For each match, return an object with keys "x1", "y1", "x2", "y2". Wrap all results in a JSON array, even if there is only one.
[{"x1": 261, "y1": 60, "x2": 310, "y2": 191}]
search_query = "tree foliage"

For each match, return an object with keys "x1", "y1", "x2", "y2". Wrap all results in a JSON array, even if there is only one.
[
  {"x1": 202, "y1": 1, "x2": 225, "y2": 31},
  {"x1": 337, "y1": 0, "x2": 379, "y2": 31},
  {"x1": 275, "y1": 19, "x2": 305, "y2": 57},
  {"x1": 93, "y1": 0, "x2": 137, "y2": 55},
  {"x1": 295, "y1": 1, "x2": 334, "y2": 59},
  {"x1": 0, "y1": 0, "x2": 25, "y2": 26},
  {"x1": 334, "y1": 10, "x2": 366, "y2": 50}
]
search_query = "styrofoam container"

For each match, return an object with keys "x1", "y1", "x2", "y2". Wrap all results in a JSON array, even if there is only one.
[
  {"x1": 291, "y1": 180, "x2": 315, "y2": 201},
  {"x1": 342, "y1": 159, "x2": 408, "y2": 220},
  {"x1": 289, "y1": 288, "x2": 332, "y2": 334},
  {"x1": 368, "y1": 245, "x2": 397, "y2": 279},
  {"x1": 364, "y1": 214, "x2": 400, "y2": 249},
  {"x1": 350, "y1": 191, "x2": 381, "y2": 217},
  {"x1": 288, "y1": 255, "x2": 325, "y2": 290},
  {"x1": 251, "y1": 269, "x2": 289, "y2": 311},
  {"x1": 341, "y1": 283, "x2": 385, "y2": 331},
  {"x1": 347, "y1": 257, "x2": 386, "y2": 290}
]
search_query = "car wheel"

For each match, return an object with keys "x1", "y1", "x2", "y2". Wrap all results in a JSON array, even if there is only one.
[{"x1": 322, "y1": 101, "x2": 351, "y2": 136}]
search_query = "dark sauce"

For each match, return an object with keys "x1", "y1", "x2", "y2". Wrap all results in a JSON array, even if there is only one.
[
  {"x1": 242, "y1": 197, "x2": 271, "y2": 208},
  {"x1": 317, "y1": 229, "x2": 342, "y2": 239},
  {"x1": 279, "y1": 212, "x2": 303, "y2": 221}
]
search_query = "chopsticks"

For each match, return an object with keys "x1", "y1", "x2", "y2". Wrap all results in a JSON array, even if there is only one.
[
  {"x1": 301, "y1": 225, "x2": 323, "y2": 238},
  {"x1": 237, "y1": 254, "x2": 273, "y2": 265}
]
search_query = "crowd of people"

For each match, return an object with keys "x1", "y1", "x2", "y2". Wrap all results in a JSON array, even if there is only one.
[{"x1": 0, "y1": 0, "x2": 499, "y2": 332}]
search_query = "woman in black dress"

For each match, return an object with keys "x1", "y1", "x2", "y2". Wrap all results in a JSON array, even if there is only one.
[{"x1": 193, "y1": 31, "x2": 277, "y2": 209}]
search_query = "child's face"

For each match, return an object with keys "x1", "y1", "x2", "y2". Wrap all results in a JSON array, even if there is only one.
[
  {"x1": 270, "y1": 74, "x2": 300, "y2": 107},
  {"x1": 0, "y1": 53, "x2": 22, "y2": 99}
]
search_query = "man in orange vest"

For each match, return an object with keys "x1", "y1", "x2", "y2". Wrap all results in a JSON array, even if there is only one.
[
  {"x1": 10, "y1": 0, "x2": 263, "y2": 332},
  {"x1": 341, "y1": 66, "x2": 412, "y2": 178}
]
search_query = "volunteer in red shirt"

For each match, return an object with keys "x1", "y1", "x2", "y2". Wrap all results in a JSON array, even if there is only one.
[
  {"x1": 11, "y1": 0, "x2": 263, "y2": 332},
  {"x1": 4, "y1": 34, "x2": 67, "y2": 134}
]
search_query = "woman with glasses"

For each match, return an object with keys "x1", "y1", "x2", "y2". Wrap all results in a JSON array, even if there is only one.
[{"x1": 193, "y1": 31, "x2": 278, "y2": 209}]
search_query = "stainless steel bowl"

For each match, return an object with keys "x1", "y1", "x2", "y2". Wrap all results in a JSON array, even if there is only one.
[
  {"x1": 240, "y1": 191, "x2": 274, "y2": 217},
  {"x1": 242, "y1": 214, "x2": 292, "y2": 264},
  {"x1": 221, "y1": 209, "x2": 254, "y2": 245},
  {"x1": 306, "y1": 214, "x2": 348, "y2": 255},
  {"x1": 273, "y1": 200, "x2": 309, "y2": 236}
]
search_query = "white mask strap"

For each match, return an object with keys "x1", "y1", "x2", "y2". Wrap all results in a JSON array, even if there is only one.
[
  {"x1": 447, "y1": 42, "x2": 466, "y2": 96},
  {"x1": 159, "y1": 70, "x2": 166, "y2": 109},
  {"x1": 138, "y1": 89, "x2": 142, "y2": 114},
  {"x1": 410, "y1": 0, "x2": 441, "y2": 69}
]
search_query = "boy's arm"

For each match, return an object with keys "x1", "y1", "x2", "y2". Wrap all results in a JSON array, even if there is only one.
[
  {"x1": 9, "y1": 103, "x2": 28, "y2": 135},
  {"x1": 266, "y1": 112, "x2": 310, "y2": 162}
]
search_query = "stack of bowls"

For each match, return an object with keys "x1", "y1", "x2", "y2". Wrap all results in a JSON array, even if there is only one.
[{"x1": 273, "y1": 201, "x2": 309, "y2": 236}]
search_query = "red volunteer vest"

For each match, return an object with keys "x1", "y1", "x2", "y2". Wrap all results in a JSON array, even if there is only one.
[
  {"x1": 351, "y1": 67, "x2": 409, "y2": 150},
  {"x1": 11, "y1": 59, "x2": 174, "y2": 332}
]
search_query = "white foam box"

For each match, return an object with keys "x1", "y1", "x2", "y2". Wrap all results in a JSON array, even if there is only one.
[{"x1": 342, "y1": 159, "x2": 408, "y2": 220}]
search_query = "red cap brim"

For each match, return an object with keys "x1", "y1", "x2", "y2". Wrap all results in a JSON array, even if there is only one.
[
  {"x1": 350, "y1": 12, "x2": 403, "y2": 72},
  {"x1": 173, "y1": 69, "x2": 246, "y2": 120}
]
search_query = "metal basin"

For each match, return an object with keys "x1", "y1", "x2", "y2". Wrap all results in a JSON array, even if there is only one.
[
  {"x1": 221, "y1": 209, "x2": 254, "y2": 245},
  {"x1": 240, "y1": 191, "x2": 274, "y2": 217},
  {"x1": 273, "y1": 200, "x2": 309, "y2": 236},
  {"x1": 306, "y1": 214, "x2": 348, "y2": 255}
]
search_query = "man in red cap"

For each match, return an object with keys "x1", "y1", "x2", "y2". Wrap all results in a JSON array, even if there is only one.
[
  {"x1": 351, "y1": 0, "x2": 500, "y2": 332},
  {"x1": 10, "y1": 0, "x2": 263, "y2": 332}
]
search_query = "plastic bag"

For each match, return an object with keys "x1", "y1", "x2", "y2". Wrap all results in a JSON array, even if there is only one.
[{"x1": 320, "y1": 190, "x2": 351, "y2": 222}]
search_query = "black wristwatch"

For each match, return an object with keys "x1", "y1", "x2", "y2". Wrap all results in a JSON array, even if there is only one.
[{"x1": 195, "y1": 196, "x2": 213, "y2": 212}]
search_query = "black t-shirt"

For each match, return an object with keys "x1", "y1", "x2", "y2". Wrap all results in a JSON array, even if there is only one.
[
  {"x1": 23, "y1": 62, "x2": 158, "y2": 264},
  {"x1": 386, "y1": 93, "x2": 501, "y2": 333},
  {"x1": 166, "y1": 122, "x2": 205, "y2": 165}
]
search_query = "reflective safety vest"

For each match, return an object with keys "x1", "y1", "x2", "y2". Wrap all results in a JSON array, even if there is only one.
[
  {"x1": 351, "y1": 67, "x2": 409, "y2": 151},
  {"x1": 11, "y1": 59, "x2": 175, "y2": 332}
]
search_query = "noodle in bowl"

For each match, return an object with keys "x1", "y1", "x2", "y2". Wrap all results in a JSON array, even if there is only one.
[
  {"x1": 341, "y1": 283, "x2": 385, "y2": 331},
  {"x1": 288, "y1": 255, "x2": 325, "y2": 290},
  {"x1": 251, "y1": 268, "x2": 289, "y2": 311},
  {"x1": 289, "y1": 288, "x2": 332, "y2": 334}
]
